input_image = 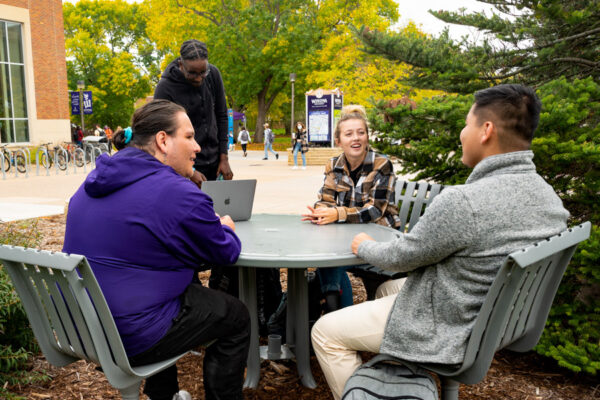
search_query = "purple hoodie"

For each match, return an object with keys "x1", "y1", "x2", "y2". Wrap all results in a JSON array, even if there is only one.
[{"x1": 63, "y1": 147, "x2": 241, "y2": 356}]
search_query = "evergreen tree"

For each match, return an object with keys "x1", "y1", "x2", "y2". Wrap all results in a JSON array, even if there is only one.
[
  {"x1": 362, "y1": 0, "x2": 600, "y2": 375},
  {"x1": 357, "y1": 0, "x2": 599, "y2": 94}
]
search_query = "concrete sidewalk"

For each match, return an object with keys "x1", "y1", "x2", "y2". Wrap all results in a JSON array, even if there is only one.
[{"x1": 0, "y1": 150, "x2": 409, "y2": 222}]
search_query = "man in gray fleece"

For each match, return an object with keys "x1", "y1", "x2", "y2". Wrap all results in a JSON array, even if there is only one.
[{"x1": 311, "y1": 84, "x2": 569, "y2": 399}]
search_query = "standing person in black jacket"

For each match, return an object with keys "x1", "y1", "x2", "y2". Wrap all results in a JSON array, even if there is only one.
[{"x1": 154, "y1": 39, "x2": 233, "y2": 184}]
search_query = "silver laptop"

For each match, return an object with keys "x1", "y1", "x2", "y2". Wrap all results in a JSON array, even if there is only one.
[{"x1": 201, "y1": 179, "x2": 257, "y2": 221}]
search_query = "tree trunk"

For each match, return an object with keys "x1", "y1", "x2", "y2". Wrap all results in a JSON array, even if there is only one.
[{"x1": 255, "y1": 88, "x2": 267, "y2": 143}]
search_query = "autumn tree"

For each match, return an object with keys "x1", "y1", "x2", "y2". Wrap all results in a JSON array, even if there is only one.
[
  {"x1": 64, "y1": 0, "x2": 161, "y2": 128},
  {"x1": 146, "y1": 0, "x2": 400, "y2": 141}
]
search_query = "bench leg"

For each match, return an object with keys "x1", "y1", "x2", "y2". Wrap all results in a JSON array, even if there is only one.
[
  {"x1": 119, "y1": 383, "x2": 141, "y2": 400},
  {"x1": 440, "y1": 377, "x2": 460, "y2": 400}
]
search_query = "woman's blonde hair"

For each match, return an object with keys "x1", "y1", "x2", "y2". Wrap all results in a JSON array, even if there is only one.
[{"x1": 334, "y1": 105, "x2": 368, "y2": 140}]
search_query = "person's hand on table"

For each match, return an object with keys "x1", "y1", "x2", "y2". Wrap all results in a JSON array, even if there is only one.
[
  {"x1": 301, "y1": 205, "x2": 338, "y2": 225},
  {"x1": 190, "y1": 170, "x2": 207, "y2": 189},
  {"x1": 217, "y1": 154, "x2": 234, "y2": 180},
  {"x1": 220, "y1": 215, "x2": 235, "y2": 231},
  {"x1": 351, "y1": 232, "x2": 374, "y2": 255}
]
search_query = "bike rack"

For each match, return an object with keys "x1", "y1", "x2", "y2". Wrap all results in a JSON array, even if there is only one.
[
  {"x1": 0, "y1": 151, "x2": 6, "y2": 180},
  {"x1": 15, "y1": 148, "x2": 29, "y2": 178},
  {"x1": 21, "y1": 147, "x2": 31, "y2": 176},
  {"x1": 55, "y1": 147, "x2": 69, "y2": 176},
  {"x1": 92, "y1": 147, "x2": 102, "y2": 167},
  {"x1": 84, "y1": 144, "x2": 95, "y2": 169},
  {"x1": 36, "y1": 148, "x2": 50, "y2": 176},
  {"x1": 98, "y1": 143, "x2": 109, "y2": 153},
  {"x1": 75, "y1": 147, "x2": 87, "y2": 174}
]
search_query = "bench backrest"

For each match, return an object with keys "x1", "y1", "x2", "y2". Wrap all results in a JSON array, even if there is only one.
[
  {"x1": 0, "y1": 245, "x2": 139, "y2": 389},
  {"x1": 395, "y1": 180, "x2": 445, "y2": 233},
  {"x1": 423, "y1": 222, "x2": 591, "y2": 384}
]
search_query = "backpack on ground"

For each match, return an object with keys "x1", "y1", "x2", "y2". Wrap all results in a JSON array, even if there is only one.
[{"x1": 342, "y1": 354, "x2": 439, "y2": 400}]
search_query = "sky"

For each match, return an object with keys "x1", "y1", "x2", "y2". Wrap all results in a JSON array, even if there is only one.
[
  {"x1": 62, "y1": 0, "x2": 489, "y2": 40},
  {"x1": 396, "y1": 0, "x2": 489, "y2": 40}
]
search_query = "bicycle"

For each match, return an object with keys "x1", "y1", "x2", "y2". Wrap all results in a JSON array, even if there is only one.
[
  {"x1": 61, "y1": 142, "x2": 85, "y2": 168},
  {"x1": 1, "y1": 144, "x2": 27, "y2": 173},
  {"x1": 38, "y1": 142, "x2": 68, "y2": 171}
]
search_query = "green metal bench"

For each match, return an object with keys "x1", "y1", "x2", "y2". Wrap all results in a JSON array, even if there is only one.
[
  {"x1": 385, "y1": 222, "x2": 591, "y2": 400},
  {"x1": 0, "y1": 245, "x2": 190, "y2": 400},
  {"x1": 349, "y1": 179, "x2": 445, "y2": 299}
]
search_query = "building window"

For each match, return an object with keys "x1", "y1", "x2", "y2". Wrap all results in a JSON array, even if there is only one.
[{"x1": 0, "y1": 20, "x2": 28, "y2": 144}]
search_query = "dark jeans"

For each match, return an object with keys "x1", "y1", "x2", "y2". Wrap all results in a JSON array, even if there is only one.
[
  {"x1": 241, "y1": 143, "x2": 247, "y2": 153},
  {"x1": 317, "y1": 266, "x2": 354, "y2": 308},
  {"x1": 128, "y1": 283, "x2": 250, "y2": 400}
]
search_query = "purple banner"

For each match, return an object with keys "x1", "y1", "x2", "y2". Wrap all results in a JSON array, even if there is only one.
[{"x1": 70, "y1": 91, "x2": 80, "y2": 115}]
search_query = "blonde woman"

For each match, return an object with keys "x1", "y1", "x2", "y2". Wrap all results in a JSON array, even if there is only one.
[{"x1": 302, "y1": 105, "x2": 400, "y2": 311}]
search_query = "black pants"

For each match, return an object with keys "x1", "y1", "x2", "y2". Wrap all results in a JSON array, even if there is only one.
[
  {"x1": 196, "y1": 162, "x2": 219, "y2": 181},
  {"x1": 129, "y1": 283, "x2": 250, "y2": 400},
  {"x1": 241, "y1": 143, "x2": 247, "y2": 153}
]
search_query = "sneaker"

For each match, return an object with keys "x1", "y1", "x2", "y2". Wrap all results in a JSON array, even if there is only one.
[
  {"x1": 275, "y1": 153, "x2": 279, "y2": 160},
  {"x1": 172, "y1": 391, "x2": 192, "y2": 400},
  {"x1": 302, "y1": 166, "x2": 306, "y2": 170},
  {"x1": 292, "y1": 166, "x2": 298, "y2": 170},
  {"x1": 262, "y1": 157, "x2": 268, "y2": 160},
  {"x1": 243, "y1": 152, "x2": 247, "y2": 157}
]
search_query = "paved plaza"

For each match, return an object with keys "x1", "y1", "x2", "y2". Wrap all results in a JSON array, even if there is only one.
[{"x1": 0, "y1": 150, "x2": 410, "y2": 222}]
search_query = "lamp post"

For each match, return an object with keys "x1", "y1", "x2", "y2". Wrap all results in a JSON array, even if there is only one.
[
  {"x1": 289, "y1": 73, "x2": 296, "y2": 137},
  {"x1": 77, "y1": 80, "x2": 85, "y2": 133}
]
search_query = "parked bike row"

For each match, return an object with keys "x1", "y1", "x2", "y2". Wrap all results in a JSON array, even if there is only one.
[{"x1": 0, "y1": 141, "x2": 110, "y2": 180}]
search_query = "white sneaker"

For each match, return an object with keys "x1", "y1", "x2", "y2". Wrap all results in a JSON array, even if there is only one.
[
  {"x1": 172, "y1": 390, "x2": 192, "y2": 400},
  {"x1": 301, "y1": 166, "x2": 306, "y2": 170},
  {"x1": 292, "y1": 166, "x2": 298, "y2": 170}
]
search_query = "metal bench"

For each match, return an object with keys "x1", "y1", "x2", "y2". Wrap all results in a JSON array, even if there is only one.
[
  {"x1": 0, "y1": 245, "x2": 191, "y2": 400},
  {"x1": 384, "y1": 222, "x2": 591, "y2": 399},
  {"x1": 349, "y1": 180, "x2": 445, "y2": 299}
]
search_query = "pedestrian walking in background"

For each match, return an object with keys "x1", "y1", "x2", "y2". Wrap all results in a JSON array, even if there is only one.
[
  {"x1": 262, "y1": 123, "x2": 278, "y2": 160},
  {"x1": 238, "y1": 127, "x2": 251, "y2": 157},
  {"x1": 292, "y1": 121, "x2": 309, "y2": 170}
]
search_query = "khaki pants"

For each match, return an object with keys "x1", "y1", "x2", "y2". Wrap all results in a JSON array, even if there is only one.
[{"x1": 311, "y1": 278, "x2": 406, "y2": 399}]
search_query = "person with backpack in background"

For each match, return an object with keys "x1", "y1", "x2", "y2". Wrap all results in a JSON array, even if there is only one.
[
  {"x1": 262, "y1": 123, "x2": 278, "y2": 160},
  {"x1": 238, "y1": 127, "x2": 251, "y2": 157}
]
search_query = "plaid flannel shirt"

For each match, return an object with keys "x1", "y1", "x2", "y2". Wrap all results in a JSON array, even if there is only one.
[{"x1": 315, "y1": 149, "x2": 401, "y2": 228}]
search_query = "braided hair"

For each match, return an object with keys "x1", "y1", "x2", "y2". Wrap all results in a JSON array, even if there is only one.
[{"x1": 180, "y1": 39, "x2": 208, "y2": 61}]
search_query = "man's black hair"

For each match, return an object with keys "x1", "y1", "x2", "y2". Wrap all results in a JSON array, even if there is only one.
[
  {"x1": 180, "y1": 40, "x2": 208, "y2": 61},
  {"x1": 473, "y1": 84, "x2": 542, "y2": 145}
]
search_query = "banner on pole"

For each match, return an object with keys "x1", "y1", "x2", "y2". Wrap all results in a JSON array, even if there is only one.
[
  {"x1": 70, "y1": 91, "x2": 80, "y2": 115},
  {"x1": 83, "y1": 91, "x2": 93, "y2": 115}
]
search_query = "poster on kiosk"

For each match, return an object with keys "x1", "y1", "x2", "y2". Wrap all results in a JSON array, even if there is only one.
[{"x1": 306, "y1": 88, "x2": 343, "y2": 147}]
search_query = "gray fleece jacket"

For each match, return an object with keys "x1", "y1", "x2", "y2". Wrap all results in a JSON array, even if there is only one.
[{"x1": 357, "y1": 151, "x2": 569, "y2": 364}]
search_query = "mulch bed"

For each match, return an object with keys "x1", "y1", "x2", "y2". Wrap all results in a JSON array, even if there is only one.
[{"x1": 6, "y1": 215, "x2": 600, "y2": 399}]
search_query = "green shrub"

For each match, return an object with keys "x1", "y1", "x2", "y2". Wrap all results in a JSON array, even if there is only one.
[
  {"x1": 370, "y1": 77, "x2": 600, "y2": 375},
  {"x1": 0, "y1": 220, "x2": 49, "y2": 399}
]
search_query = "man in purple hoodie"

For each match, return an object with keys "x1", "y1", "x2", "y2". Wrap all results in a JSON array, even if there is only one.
[{"x1": 63, "y1": 100, "x2": 249, "y2": 400}]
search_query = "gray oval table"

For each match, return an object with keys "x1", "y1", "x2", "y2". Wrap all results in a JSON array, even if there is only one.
[{"x1": 231, "y1": 214, "x2": 402, "y2": 389}]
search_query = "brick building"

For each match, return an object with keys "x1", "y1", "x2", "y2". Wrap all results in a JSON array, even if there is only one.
[{"x1": 0, "y1": 0, "x2": 69, "y2": 146}]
